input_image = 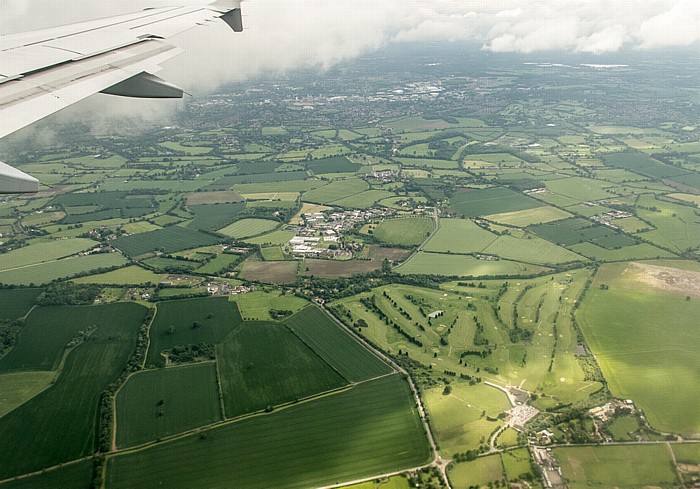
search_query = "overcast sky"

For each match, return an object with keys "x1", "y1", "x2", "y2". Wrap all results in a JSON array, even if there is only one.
[{"x1": 2, "y1": 1, "x2": 699, "y2": 137}]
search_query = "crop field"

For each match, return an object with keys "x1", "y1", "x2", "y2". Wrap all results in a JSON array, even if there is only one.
[
  {"x1": 113, "y1": 227, "x2": 220, "y2": 257},
  {"x1": 673, "y1": 444, "x2": 700, "y2": 464},
  {"x1": 185, "y1": 191, "x2": 243, "y2": 205},
  {"x1": 450, "y1": 187, "x2": 541, "y2": 217},
  {"x1": 186, "y1": 202, "x2": 246, "y2": 231},
  {"x1": 240, "y1": 192, "x2": 299, "y2": 201},
  {"x1": 209, "y1": 171, "x2": 309, "y2": 188},
  {"x1": 72, "y1": 266, "x2": 165, "y2": 285},
  {"x1": 0, "y1": 289, "x2": 42, "y2": 319},
  {"x1": 301, "y1": 177, "x2": 369, "y2": 204},
  {"x1": 554, "y1": 445, "x2": 677, "y2": 489},
  {"x1": 448, "y1": 455, "x2": 505, "y2": 489},
  {"x1": 387, "y1": 116, "x2": 455, "y2": 132},
  {"x1": 259, "y1": 246, "x2": 285, "y2": 261},
  {"x1": 485, "y1": 206, "x2": 571, "y2": 227},
  {"x1": 577, "y1": 262, "x2": 700, "y2": 436},
  {"x1": 601, "y1": 151, "x2": 687, "y2": 178},
  {"x1": 373, "y1": 217, "x2": 434, "y2": 246},
  {"x1": 284, "y1": 306, "x2": 393, "y2": 382},
  {"x1": 240, "y1": 258, "x2": 298, "y2": 284},
  {"x1": 0, "y1": 238, "x2": 96, "y2": 271},
  {"x1": 233, "y1": 290, "x2": 308, "y2": 321},
  {"x1": 146, "y1": 297, "x2": 243, "y2": 367},
  {"x1": 0, "y1": 460, "x2": 93, "y2": 489},
  {"x1": 160, "y1": 141, "x2": 213, "y2": 155},
  {"x1": 116, "y1": 363, "x2": 222, "y2": 447},
  {"x1": 529, "y1": 218, "x2": 633, "y2": 248},
  {"x1": 303, "y1": 258, "x2": 382, "y2": 278},
  {"x1": 143, "y1": 257, "x2": 199, "y2": 272},
  {"x1": 218, "y1": 322, "x2": 347, "y2": 417},
  {"x1": 423, "y1": 218, "x2": 497, "y2": 254},
  {"x1": 307, "y1": 156, "x2": 361, "y2": 174},
  {"x1": 0, "y1": 303, "x2": 145, "y2": 479},
  {"x1": 106, "y1": 375, "x2": 430, "y2": 489},
  {"x1": 397, "y1": 252, "x2": 550, "y2": 277},
  {"x1": 569, "y1": 242, "x2": 674, "y2": 261},
  {"x1": 233, "y1": 179, "x2": 324, "y2": 195},
  {"x1": 217, "y1": 218, "x2": 279, "y2": 239},
  {"x1": 0, "y1": 371, "x2": 55, "y2": 418}
]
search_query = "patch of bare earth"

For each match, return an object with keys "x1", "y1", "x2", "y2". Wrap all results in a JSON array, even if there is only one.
[
  {"x1": 186, "y1": 191, "x2": 243, "y2": 205},
  {"x1": 631, "y1": 262, "x2": 700, "y2": 298}
]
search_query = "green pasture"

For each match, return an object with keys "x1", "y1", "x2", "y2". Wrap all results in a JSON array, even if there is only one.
[
  {"x1": 554, "y1": 445, "x2": 677, "y2": 489},
  {"x1": 245, "y1": 229, "x2": 295, "y2": 246},
  {"x1": 577, "y1": 263, "x2": 700, "y2": 436},
  {"x1": 423, "y1": 218, "x2": 497, "y2": 254},
  {"x1": 373, "y1": 217, "x2": 434, "y2": 247},
  {"x1": 0, "y1": 238, "x2": 96, "y2": 272},
  {"x1": 332, "y1": 189, "x2": 395, "y2": 209},
  {"x1": 448, "y1": 455, "x2": 505, "y2": 489},
  {"x1": 0, "y1": 253, "x2": 128, "y2": 286},
  {"x1": 485, "y1": 206, "x2": 571, "y2": 227},
  {"x1": 195, "y1": 254, "x2": 240, "y2": 274},
  {"x1": 233, "y1": 290, "x2": 308, "y2": 321},
  {"x1": 397, "y1": 252, "x2": 549, "y2": 277}
]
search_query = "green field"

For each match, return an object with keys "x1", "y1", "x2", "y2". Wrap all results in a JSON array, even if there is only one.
[
  {"x1": 481, "y1": 234, "x2": 585, "y2": 265},
  {"x1": 0, "y1": 253, "x2": 128, "y2": 286},
  {"x1": 331, "y1": 189, "x2": 395, "y2": 209},
  {"x1": 0, "y1": 460, "x2": 93, "y2": 489},
  {"x1": 217, "y1": 218, "x2": 279, "y2": 239},
  {"x1": 397, "y1": 252, "x2": 550, "y2": 277},
  {"x1": 423, "y1": 218, "x2": 497, "y2": 254},
  {"x1": 106, "y1": 375, "x2": 430, "y2": 489},
  {"x1": 0, "y1": 371, "x2": 56, "y2": 418},
  {"x1": 307, "y1": 156, "x2": 361, "y2": 174},
  {"x1": 113, "y1": 227, "x2": 221, "y2": 257},
  {"x1": 485, "y1": 206, "x2": 571, "y2": 227},
  {"x1": 284, "y1": 306, "x2": 393, "y2": 382},
  {"x1": 72, "y1": 266, "x2": 165, "y2": 285},
  {"x1": 186, "y1": 202, "x2": 246, "y2": 231},
  {"x1": 218, "y1": 322, "x2": 347, "y2": 417},
  {"x1": 195, "y1": 254, "x2": 240, "y2": 274},
  {"x1": 450, "y1": 187, "x2": 542, "y2": 217},
  {"x1": 0, "y1": 289, "x2": 42, "y2": 319},
  {"x1": 259, "y1": 246, "x2": 286, "y2": 261},
  {"x1": 448, "y1": 455, "x2": 505, "y2": 489},
  {"x1": 116, "y1": 363, "x2": 222, "y2": 447},
  {"x1": 0, "y1": 238, "x2": 96, "y2": 271},
  {"x1": 245, "y1": 229, "x2": 296, "y2": 246},
  {"x1": 146, "y1": 297, "x2": 243, "y2": 367},
  {"x1": 424, "y1": 383, "x2": 510, "y2": 456},
  {"x1": 302, "y1": 177, "x2": 369, "y2": 204},
  {"x1": 577, "y1": 263, "x2": 700, "y2": 436},
  {"x1": 554, "y1": 445, "x2": 677, "y2": 489},
  {"x1": 0, "y1": 303, "x2": 146, "y2": 479},
  {"x1": 373, "y1": 217, "x2": 434, "y2": 247},
  {"x1": 233, "y1": 290, "x2": 308, "y2": 321}
]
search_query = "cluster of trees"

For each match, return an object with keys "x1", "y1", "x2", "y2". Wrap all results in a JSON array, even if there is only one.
[
  {"x1": 165, "y1": 343, "x2": 215, "y2": 364},
  {"x1": 37, "y1": 282, "x2": 102, "y2": 305},
  {"x1": 0, "y1": 318, "x2": 24, "y2": 359}
]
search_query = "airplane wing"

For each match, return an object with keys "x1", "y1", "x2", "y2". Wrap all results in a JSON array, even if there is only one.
[{"x1": 0, "y1": 0, "x2": 243, "y2": 193}]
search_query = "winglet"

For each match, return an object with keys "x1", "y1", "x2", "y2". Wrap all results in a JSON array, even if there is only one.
[
  {"x1": 211, "y1": 0, "x2": 243, "y2": 32},
  {"x1": 0, "y1": 161, "x2": 39, "y2": 194}
]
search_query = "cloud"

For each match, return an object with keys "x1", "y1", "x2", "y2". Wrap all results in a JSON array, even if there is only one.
[{"x1": 1, "y1": 0, "x2": 698, "y2": 135}]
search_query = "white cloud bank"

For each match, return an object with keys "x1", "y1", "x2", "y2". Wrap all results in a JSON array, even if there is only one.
[
  {"x1": 1, "y1": 0, "x2": 698, "y2": 137},
  {"x1": 2, "y1": 0, "x2": 699, "y2": 90}
]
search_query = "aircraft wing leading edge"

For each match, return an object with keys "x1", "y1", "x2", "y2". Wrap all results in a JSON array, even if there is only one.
[{"x1": 0, "y1": 0, "x2": 243, "y2": 193}]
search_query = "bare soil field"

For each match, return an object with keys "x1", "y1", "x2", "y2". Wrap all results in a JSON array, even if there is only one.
[
  {"x1": 632, "y1": 262, "x2": 700, "y2": 298},
  {"x1": 186, "y1": 191, "x2": 243, "y2": 205}
]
